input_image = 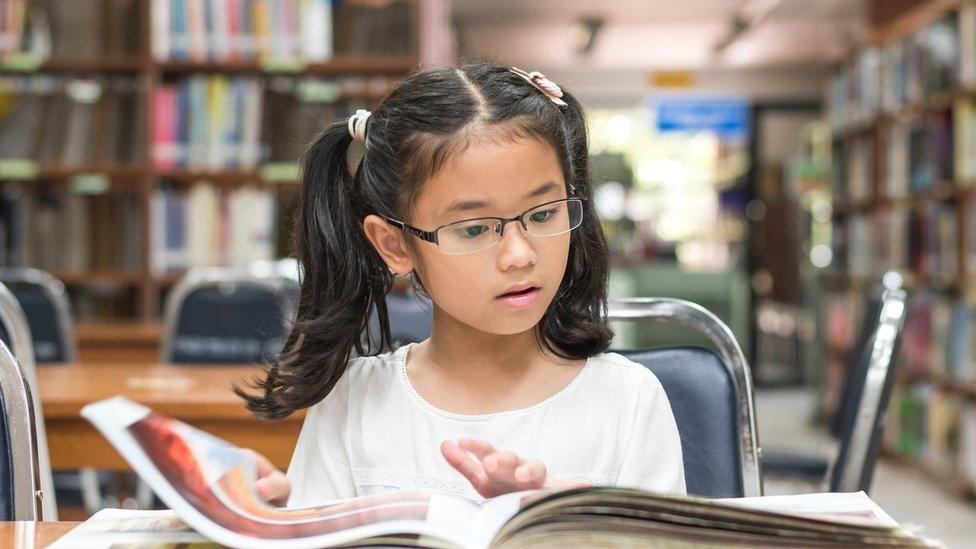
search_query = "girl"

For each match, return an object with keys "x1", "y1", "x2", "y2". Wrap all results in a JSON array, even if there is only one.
[{"x1": 238, "y1": 61, "x2": 685, "y2": 506}]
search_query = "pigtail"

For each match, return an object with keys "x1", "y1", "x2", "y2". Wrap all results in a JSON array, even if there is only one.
[{"x1": 237, "y1": 121, "x2": 393, "y2": 419}]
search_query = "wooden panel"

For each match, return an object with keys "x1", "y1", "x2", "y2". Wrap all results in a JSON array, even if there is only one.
[
  {"x1": 0, "y1": 522, "x2": 80, "y2": 548},
  {"x1": 75, "y1": 322, "x2": 162, "y2": 363}
]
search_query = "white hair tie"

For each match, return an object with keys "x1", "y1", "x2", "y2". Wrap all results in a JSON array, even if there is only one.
[{"x1": 348, "y1": 109, "x2": 371, "y2": 142}]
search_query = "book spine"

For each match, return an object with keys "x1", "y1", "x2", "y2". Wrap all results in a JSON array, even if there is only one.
[
  {"x1": 186, "y1": 0, "x2": 206, "y2": 61},
  {"x1": 225, "y1": 0, "x2": 240, "y2": 61}
]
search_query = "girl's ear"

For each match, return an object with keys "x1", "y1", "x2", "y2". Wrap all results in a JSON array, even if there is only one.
[{"x1": 362, "y1": 214, "x2": 416, "y2": 276}]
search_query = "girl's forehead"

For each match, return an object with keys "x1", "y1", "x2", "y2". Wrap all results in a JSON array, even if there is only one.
[{"x1": 415, "y1": 136, "x2": 565, "y2": 219}]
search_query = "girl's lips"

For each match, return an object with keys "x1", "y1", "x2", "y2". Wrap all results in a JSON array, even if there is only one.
[{"x1": 495, "y1": 287, "x2": 541, "y2": 308}]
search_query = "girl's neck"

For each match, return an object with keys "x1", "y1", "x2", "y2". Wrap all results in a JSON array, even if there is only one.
[
  {"x1": 405, "y1": 307, "x2": 586, "y2": 416},
  {"x1": 422, "y1": 319, "x2": 545, "y2": 382}
]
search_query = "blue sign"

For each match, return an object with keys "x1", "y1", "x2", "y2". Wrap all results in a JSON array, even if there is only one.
[{"x1": 654, "y1": 98, "x2": 750, "y2": 139}]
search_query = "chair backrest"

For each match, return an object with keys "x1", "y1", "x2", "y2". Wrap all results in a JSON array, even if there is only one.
[
  {"x1": 829, "y1": 287, "x2": 885, "y2": 438},
  {"x1": 161, "y1": 267, "x2": 297, "y2": 364},
  {"x1": 367, "y1": 291, "x2": 433, "y2": 347},
  {"x1": 0, "y1": 339, "x2": 42, "y2": 521},
  {"x1": 608, "y1": 297, "x2": 762, "y2": 498},
  {"x1": 0, "y1": 283, "x2": 53, "y2": 520},
  {"x1": 0, "y1": 268, "x2": 76, "y2": 363},
  {"x1": 829, "y1": 285, "x2": 908, "y2": 493}
]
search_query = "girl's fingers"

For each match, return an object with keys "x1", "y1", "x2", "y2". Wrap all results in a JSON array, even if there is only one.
[
  {"x1": 255, "y1": 471, "x2": 291, "y2": 505},
  {"x1": 458, "y1": 438, "x2": 495, "y2": 460},
  {"x1": 441, "y1": 441, "x2": 489, "y2": 490},
  {"x1": 484, "y1": 451, "x2": 519, "y2": 475},
  {"x1": 514, "y1": 459, "x2": 547, "y2": 486}
]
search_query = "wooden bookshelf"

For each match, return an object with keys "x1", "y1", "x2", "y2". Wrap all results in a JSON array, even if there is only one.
[
  {"x1": 825, "y1": 0, "x2": 976, "y2": 503},
  {"x1": 0, "y1": 0, "x2": 425, "y2": 322},
  {"x1": 157, "y1": 56, "x2": 419, "y2": 75}
]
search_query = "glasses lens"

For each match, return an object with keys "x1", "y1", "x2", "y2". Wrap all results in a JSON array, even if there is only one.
[
  {"x1": 437, "y1": 218, "x2": 502, "y2": 254},
  {"x1": 523, "y1": 199, "x2": 583, "y2": 237}
]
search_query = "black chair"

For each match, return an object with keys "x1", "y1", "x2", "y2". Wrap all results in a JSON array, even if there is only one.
[
  {"x1": 608, "y1": 298, "x2": 762, "y2": 498},
  {"x1": 762, "y1": 277, "x2": 908, "y2": 493},
  {"x1": 0, "y1": 269, "x2": 117, "y2": 513},
  {"x1": 367, "y1": 290, "x2": 433, "y2": 347},
  {"x1": 0, "y1": 282, "x2": 52, "y2": 520},
  {"x1": 161, "y1": 267, "x2": 298, "y2": 364},
  {"x1": 0, "y1": 268, "x2": 76, "y2": 363}
]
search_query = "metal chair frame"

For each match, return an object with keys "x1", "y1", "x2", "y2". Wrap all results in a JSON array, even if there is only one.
[
  {"x1": 0, "y1": 283, "x2": 53, "y2": 519},
  {"x1": 831, "y1": 286, "x2": 908, "y2": 492},
  {"x1": 608, "y1": 297, "x2": 763, "y2": 497}
]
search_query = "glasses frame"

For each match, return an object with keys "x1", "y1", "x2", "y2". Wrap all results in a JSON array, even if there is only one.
[{"x1": 383, "y1": 196, "x2": 588, "y2": 255}]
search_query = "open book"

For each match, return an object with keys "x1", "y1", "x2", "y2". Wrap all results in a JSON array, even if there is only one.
[{"x1": 53, "y1": 396, "x2": 941, "y2": 549}]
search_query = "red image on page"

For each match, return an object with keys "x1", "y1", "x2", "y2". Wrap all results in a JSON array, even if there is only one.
[{"x1": 127, "y1": 411, "x2": 433, "y2": 539}]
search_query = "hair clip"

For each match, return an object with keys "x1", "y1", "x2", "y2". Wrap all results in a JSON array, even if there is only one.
[
  {"x1": 348, "y1": 109, "x2": 371, "y2": 142},
  {"x1": 509, "y1": 67, "x2": 567, "y2": 107}
]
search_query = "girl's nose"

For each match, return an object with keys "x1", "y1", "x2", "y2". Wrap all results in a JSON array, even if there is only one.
[{"x1": 496, "y1": 221, "x2": 537, "y2": 270}]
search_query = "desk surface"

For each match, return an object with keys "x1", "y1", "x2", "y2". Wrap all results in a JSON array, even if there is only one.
[
  {"x1": 0, "y1": 522, "x2": 79, "y2": 548},
  {"x1": 39, "y1": 361, "x2": 304, "y2": 420},
  {"x1": 40, "y1": 362, "x2": 304, "y2": 470}
]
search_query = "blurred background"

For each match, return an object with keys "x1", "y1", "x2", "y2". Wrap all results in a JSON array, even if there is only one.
[{"x1": 0, "y1": 0, "x2": 975, "y2": 544}]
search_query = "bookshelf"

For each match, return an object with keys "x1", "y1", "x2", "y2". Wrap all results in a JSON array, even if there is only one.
[
  {"x1": 0, "y1": 0, "x2": 435, "y2": 322},
  {"x1": 825, "y1": 0, "x2": 976, "y2": 501}
]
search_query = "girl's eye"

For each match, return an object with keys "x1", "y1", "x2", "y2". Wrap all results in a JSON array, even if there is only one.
[
  {"x1": 455, "y1": 224, "x2": 491, "y2": 238},
  {"x1": 529, "y1": 209, "x2": 555, "y2": 223}
]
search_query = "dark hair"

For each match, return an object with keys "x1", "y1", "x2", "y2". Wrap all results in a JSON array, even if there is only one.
[{"x1": 238, "y1": 60, "x2": 614, "y2": 419}]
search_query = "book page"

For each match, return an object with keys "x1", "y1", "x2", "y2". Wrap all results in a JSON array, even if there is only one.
[
  {"x1": 47, "y1": 508, "x2": 211, "y2": 549},
  {"x1": 717, "y1": 491, "x2": 899, "y2": 527},
  {"x1": 81, "y1": 397, "x2": 482, "y2": 549}
]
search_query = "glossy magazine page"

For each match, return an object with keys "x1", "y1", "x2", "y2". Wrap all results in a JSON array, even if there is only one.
[{"x1": 79, "y1": 396, "x2": 491, "y2": 549}]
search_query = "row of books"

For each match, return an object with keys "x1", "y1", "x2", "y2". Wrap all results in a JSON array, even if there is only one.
[
  {"x1": 151, "y1": 0, "x2": 416, "y2": 62},
  {"x1": 0, "y1": 183, "x2": 142, "y2": 273},
  {"x1": 150, "y1": 183, "x2": 282, "y2": 273},
  {"x1": 836, "y1": 204, "x2": 961, "y2": 283},
  {"x1": 831, "y1": 136, "x2": 872, "y2": 202},
  {"x1": 0, "y1": 77, "x2": 145, "y2": 165},
  {"x1": 828, "y1": 8, "x2": 961, "y2": 127},
  {"x1": 883, "y1": 112, "x2": 953, "y2": 197},
  {"x1": 886, "y1": 383, "x2": 976, "y2": 492},
  {"x1": 833, "y1": 101, "x2": 976, "y2": 201},
  {"x1": 900, "y1": 292, "x2": 976, "y2": 384},
  {"x1": 152, "y1": 75, "x2": 264, "y2": 169},
  {"x1": 152, "y1": 75, "x2": 369, "y2": 169}
]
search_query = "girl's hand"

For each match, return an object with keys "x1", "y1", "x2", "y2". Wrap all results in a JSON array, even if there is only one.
[
  {"x1": 440, "y1": 438, "x2": 589, "y2": 498},
  {"x1": 247, "y1": 449, "x2": 291, "y2": 506}
]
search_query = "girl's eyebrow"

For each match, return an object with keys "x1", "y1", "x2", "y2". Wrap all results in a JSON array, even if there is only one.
[{"x1": 442, "y1": 181, "x2": 559, "y2": 216}]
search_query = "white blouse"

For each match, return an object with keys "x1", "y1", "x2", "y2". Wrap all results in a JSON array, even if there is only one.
[{"x1": 286, "y1": 342, "x2": 686, "y2": 506}]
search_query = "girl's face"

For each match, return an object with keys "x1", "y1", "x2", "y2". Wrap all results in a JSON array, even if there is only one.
[{"x1": 368, "y1": 135, "x2": 572, "y2": 336}]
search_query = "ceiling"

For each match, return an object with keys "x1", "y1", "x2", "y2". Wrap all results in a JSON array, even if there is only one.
[{"x1": 451, "y1": 0, "x2": 869, "y2": 72}]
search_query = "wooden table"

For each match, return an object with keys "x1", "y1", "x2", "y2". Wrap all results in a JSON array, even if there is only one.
[
  {"x1": 39, "y1": 362, "x2": 305, "y2": 470},
  {"x1": 0, "y1": 522, "x2": 79, "y2": 548},
  {"x1": 75, "y1": 322, "x2": 162, "y2": 364}
]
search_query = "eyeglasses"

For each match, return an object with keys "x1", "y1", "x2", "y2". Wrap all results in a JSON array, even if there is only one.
[{"x1": 383, "y1": 197, "x2": 586, "y2": 255}]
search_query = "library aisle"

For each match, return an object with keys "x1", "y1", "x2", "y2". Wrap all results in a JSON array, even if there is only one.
[{"x1": 759, "y1": 388, "x2": 976, "y2": 547}]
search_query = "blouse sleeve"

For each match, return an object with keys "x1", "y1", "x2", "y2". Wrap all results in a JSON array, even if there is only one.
[
  {"x1": 285, "y1": 371, "x2": 357, "y2": 506},
  {"x1": 614, "y1": 370, "x2": 687, "y2": 495}
]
